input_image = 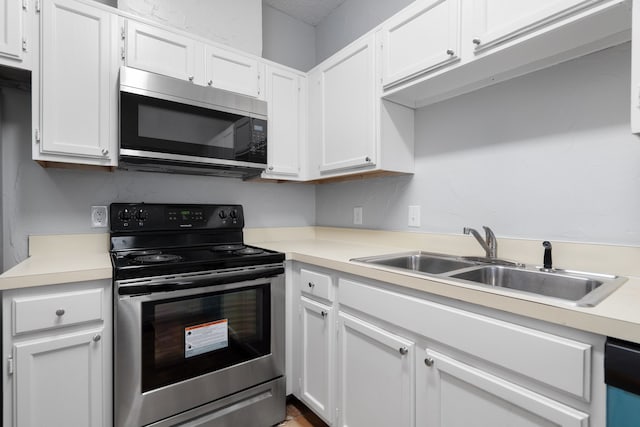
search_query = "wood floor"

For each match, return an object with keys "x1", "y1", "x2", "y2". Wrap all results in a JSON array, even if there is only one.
[{"x1": 277, "y1": 397, "x2": 328, "y2": 427}]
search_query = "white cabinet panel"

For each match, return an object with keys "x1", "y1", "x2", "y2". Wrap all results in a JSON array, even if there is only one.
[
  {"x1": 0, "y1": 0, "x2": 23, "y2": 63},
  {"x1": 337, "y1": 312, "x2": 414, "y2": 427},
  {"x1": 14, "y1": 329, "x2": 104, "y2": 427},
  {"x1": 299, "y1": 297, "x2": 333, "y2": 422},
  {"x1": 470, "y1": 0, "x2": 606, "y2": 52},
  {"x1": 418, "y1": 349, "x2": 589, "y2": 427},
  {"x1": 204, "y1": 45, "x2": 261, "y2": 98},
  {"x1": 381, "y1": 0, "x2": 460, "y2": 87},
  {"x1": 13, "y1": 288, "x2": 103, "y2": 334},
  {"x1": 37, "y1": 0, "x2": 117, "y2": 165},
  {"x1": 262, "y1": 65, "x2": 304, "y2": 178},
  {"x1": 319, "y1": 35, "x2": 376, "y2": 173},
  {"x1": 125, "y1": 20, "x2": 197, "y2": 82}
]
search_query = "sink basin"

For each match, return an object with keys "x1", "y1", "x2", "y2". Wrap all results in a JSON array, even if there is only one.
[
  {"x1": 449, "y1": 265, "x2": 627, "y2": 306},
  {"x1": 351, "y1": 251, "x2": 480, "y2": 275}
]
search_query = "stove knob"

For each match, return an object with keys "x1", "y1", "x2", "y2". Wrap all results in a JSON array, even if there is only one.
[
  {"x1": 218, "y1": 210, "x2": 227, "y2": 219},
  {"x1": 119, "y1": 208, "x2": 131, "y2": 221},
  {"x1": 229, "y1": 209, "x2": 238, "y2": 219},
  {"x1": 135, "y1": 209, "x2": 148, "y2": 221}
]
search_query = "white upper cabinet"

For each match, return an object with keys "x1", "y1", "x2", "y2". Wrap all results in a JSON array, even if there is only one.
[
  {"x1": 35, "y1": 0, "x2": 118, "y2": 166},
  {"x1": 0, "y1": 0, "x2": 27, "y2": 68},
  {"x1": 316, "y1": 34, "x2": 377, "y2": 173},
  {"x1": 470, "y1": 0, "x2": 606, "y2": 53},
  {"x1": 262, "y1": 64, "x2": 305, "y2": 178},
  {"x1": 383, "y1": 0, "x2": 630, "y2": 108},
  {"x1": 204, "y1": 44, "x2": 262, "y2": 98},
  {"x1": 380, "y1": 0, "x2": 461, "y2": 88},
  {"x1": 125, "y1": 20, "x2": 198, "y2": 83}
]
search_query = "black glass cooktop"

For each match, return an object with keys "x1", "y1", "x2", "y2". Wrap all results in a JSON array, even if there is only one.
[{"x1": 112, "y1": 244, "x2": 284, "y2": 280}]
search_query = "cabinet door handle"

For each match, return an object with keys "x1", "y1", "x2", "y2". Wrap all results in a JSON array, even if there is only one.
[
  {"x1": 308, "y1": 282, "x2": 315, "y2": 288},
  {"x1": 399, "y1": 346, "x2": 408, "y2": 355},
  {"x1": 188, "y1": 75, "x2": 194, "y2": 82},
  {"x1": 472, "y1": 38, "x2": 481, "y2": 45},
  {"x1": 55, "y1": 309, "x2": 65, "y2": 316},
  {"x1": 101, "y1": 148, "x2": 109, "y2": 156},
  {"x1": 321, "y1": 311, "x2": 327, "y2": 318},
  {"x1": 208, "y1": 80, "x2": 213, "y2": 86},
  {"x1": 93, "y1": 334, "x2": 101, "y2": 342},
  {"x1": 365, "y1": 156, "x2": 371, "y2": 162},
  {"x1": 446, "y1": 49, "x2": 455, "y2": 56},
  {"x1": 424, "y1": 357, "x2": 434, "y2": 367},
  {"x1": 268, "y1": 166, "x2": 274, "y2": 171}
]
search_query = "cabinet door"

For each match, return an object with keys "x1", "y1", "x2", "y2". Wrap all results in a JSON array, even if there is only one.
[
  {"x1": 381, "y1": 0, "x2": 460, "y2": 88},
  {"x1": 470, "y1": 0, "x2": 604, "y2": 52},
  {"x1": 125, "y1": 20, "x2": 197, "y2": 82},
  {"x1": 0, "y1": 0, "x2": 23, "y2": 62},
  {"x1": 39, "y1": 0, "x2": 117, "y2": 163},
  {"x1": 418, "y1": 348, "x2": 589, "y2": 427},
  {"x1": 299, "y1": 297, "x2": 333, "y2": 422},
  {"x1": 204, "y1": 45, "x2": 261, "y2": 98},
  {"x1": 337, "y1": 312, "x2": 414, "y2": 427},
  {"x1": 319, "y1": 35, "x2": 376, "y2": 173},
  {"x1": 263, "y1": 65, "x2": 303, "y2": 178},
  {"x1": 13, "y1": 329, "x2": 104, "y2": 427}
]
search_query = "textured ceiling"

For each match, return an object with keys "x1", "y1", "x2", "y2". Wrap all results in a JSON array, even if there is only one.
[{"x1": 263, "y1": 0, "x2": 348, "y2": 26}]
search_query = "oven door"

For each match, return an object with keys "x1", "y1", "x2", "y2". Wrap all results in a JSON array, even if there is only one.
[{"x1": 114, "y1": 267, "x2": 284, "y2": 427}]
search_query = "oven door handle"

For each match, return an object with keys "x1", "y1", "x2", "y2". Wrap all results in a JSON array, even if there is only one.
[{"x1": 118, "y1": 265, "x2": 285, "y2": 295}]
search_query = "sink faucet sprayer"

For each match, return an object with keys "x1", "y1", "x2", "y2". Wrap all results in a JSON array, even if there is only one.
[{"x1": 463, "y1": 226, "x2": 497, "y2": 258}]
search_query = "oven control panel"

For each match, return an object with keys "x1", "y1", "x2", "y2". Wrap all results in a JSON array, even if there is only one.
[{"x1": 110, "y1": 203, "x2": 244, "y2": 231}]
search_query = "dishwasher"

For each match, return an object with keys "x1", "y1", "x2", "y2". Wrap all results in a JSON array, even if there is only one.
[{"x1": 605, "y1": 337, "x2": 640, "y2": 426}]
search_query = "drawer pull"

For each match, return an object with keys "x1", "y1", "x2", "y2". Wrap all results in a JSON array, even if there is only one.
[
  {"x1": 399, "y1": 346, "x2": 408, "y2": 355},
  {"x1": 55, "y1": 309, "x2": 65, "y2": 316},
  {"x1": 93, "y1": 334, "x2": 101, "y2": 342},
  {"x1": 308, "y1": 282, "x2": 315, "y2": 288},
  {"x1": 424, "y1": 357, "x2": 434, "y2": 367},
  {"x1": 321, "y1": 311, "x2": 327, "y2": 318}
]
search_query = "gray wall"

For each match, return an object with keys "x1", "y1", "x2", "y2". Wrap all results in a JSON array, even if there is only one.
[
  {"x1": 314, "y1": 0, "x2": 413, "y2": 63},
  {"x1": 317, "y1": 43, "x2": 640, "y2": 245},
  {"x1": 262, "y1": 5, "x2": 316, "y2": 72},
  {"x1": 1, "y1": 88, "x2": 315, "y2": 270}
]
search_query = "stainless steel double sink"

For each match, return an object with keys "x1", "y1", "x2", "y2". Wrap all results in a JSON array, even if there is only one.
[{"x1": 350, "y1": 251, "x2": 627, "y2": 307}]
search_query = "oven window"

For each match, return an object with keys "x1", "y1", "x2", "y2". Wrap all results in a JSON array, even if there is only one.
[{"x1": 141, "y1": 284, "x2": 270, "y2": 392}]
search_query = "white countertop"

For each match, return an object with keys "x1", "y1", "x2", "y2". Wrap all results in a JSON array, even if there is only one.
[{"x1": 2, "y1": 228, "x2": 639, "y2": 342}]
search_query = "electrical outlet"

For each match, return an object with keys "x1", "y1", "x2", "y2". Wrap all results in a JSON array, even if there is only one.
[
  {"x1": 91, "y1": 206, "x2": 108, "y2": 228},
  {"x1": 408, "y1": 205, "x2": 421, "y2": 227},
  {"x1": 353, "y1": 206, "x2": 363, "y2": 225}
]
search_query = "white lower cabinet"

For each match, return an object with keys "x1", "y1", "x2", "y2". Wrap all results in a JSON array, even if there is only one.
[
  {"x1": 337, "y1": 312, "x2": 414, "y2": 427},
  {"x1": 417, "y1": 348, "x2": 589, "y2": 427},
  {"x1": 14, "y1": 329, "x2": 104, "y2": 427},
  {"x1": 291, "y1": 263, "x2": 604, "y2": 426},
  {"x1": 299, "y1": 296, "x2": 333, "y2": 422},
  {"x1": 2, "y1": 280, "x2": 112, "y2": 427}
]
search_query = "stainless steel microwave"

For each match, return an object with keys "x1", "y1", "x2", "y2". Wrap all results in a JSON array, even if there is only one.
[{"x1": 119, "y1": 66, "x2": 268, "y2": 179}]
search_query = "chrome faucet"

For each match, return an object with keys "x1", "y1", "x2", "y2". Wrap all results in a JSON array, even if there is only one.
[{"x1": 463, "y1": 226, "x2": 497, "y2": 258}]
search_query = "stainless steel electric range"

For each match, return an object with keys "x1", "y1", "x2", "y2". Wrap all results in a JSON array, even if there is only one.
[{"x1": 110, "y1": 203, "x2": 286, "y2": 427}]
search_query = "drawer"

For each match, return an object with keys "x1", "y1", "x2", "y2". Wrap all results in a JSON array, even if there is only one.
[
  {"x1": 13, "y1": 288, "x2": 103, "y2": 335},
  {"x1": 300, "y1": 268, "x2": 333, "y2": 302}
]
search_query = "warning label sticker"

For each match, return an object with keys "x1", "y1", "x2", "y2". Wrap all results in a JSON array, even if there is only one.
[{"x1": 185, "y1": 319, "x2": 228, "y2": 358}]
